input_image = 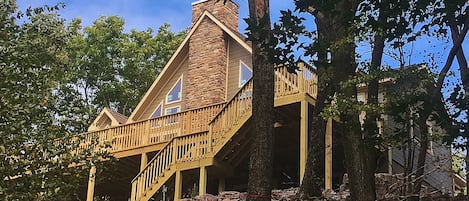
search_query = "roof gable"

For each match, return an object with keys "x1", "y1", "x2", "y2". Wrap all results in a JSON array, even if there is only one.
[
  {"x1": 127, "y1": 11, "x2": 252, "y2": 122},
  {"x1": 88, "y1": 107, "x2": 128, "y2": 131}
]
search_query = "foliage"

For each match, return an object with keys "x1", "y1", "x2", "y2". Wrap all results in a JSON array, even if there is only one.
[
  {"x1": 60, "y1": 17, "x2": 186, "y2": 132},
  {"x1": 453, "y1": 150, "x2": 466, "y2": 178},
  {"x1": 272, "y1": 0, "x2": 468, "y2": 199},
  {"x1": 0, "y1": 1, "x2": 112, "y2": 200}
]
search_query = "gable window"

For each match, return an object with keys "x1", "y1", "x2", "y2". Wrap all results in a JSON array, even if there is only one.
[
  {"x1": 151, "y1": 103, "x2": 162, "y2": 119},
  {"x1": 166, "y1": 76, "x2": 182, "y2": 104},
  {"x1": 165, "y1": 106, "x2": 180, "y2": 124},
  {"x1": 165, "y1": 106, "x2": 180, "y2": 115},
  {"x1": 239, "y1": 61, "x2": 252, "y2": 87}
]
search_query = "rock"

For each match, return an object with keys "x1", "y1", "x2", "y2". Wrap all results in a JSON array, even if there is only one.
[{"x1": 195, "y1": 194, "x2": 218, "y2": 201}]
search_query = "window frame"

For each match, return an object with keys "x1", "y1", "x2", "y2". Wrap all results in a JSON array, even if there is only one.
[
  {"x1": 166, "y1": 76, "x2": 183, "y2": 104},
  {"x1": 164, "y1": 106, "x2": 181, "y2": 115},
  {"x1": 149, "y1": 101, "x2": 163, "y2": 119},
  {"x1": 239, "y1": 61, "x2": 252, "y2": 87}
]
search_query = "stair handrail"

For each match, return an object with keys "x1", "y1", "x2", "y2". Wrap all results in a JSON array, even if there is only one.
[
  {"x1": 129, "y1": 65, "x2": 317, "y2": 200},
  {"x1": 131, "y1": 78, "x2": 255, "y2": 183},
  {"x1": 130, "y1": 131, "x2": 209, "y2": 200}
]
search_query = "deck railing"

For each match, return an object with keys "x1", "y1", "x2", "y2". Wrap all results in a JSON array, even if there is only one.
[
  {"x1": 75, "y1": 103, "x2": 224, "y2": 154},
  {"x1": 130, "y1": 79, "x2": 254, "y2": 201},
  {"x1": 130, "y1": 131, "x2": 210, "y2": 201},
  {"x1": 210, "y1": 80, "x2": 253, "y2": 150},
  {"x1": 274, "y1": 64, "x2": 317, "y2": 98},
  {"x1": 129, "y1": 65, "x2": 318, "y2": 201}
]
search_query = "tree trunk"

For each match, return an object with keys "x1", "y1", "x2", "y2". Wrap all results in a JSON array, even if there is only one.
[
  {"x1": 450, "y1": 23, "x2": 469, "y2": 194},
  {"x1": 299, "y1": 1, "x2": 376, "y2": 200},
  {"x1": 336, "y1": 43, "x2": 376, "y2": 201},
  {"x1": 361, "y1": 32, "x2": 385, "y2": 198},
  {"x1": 298, "y1": 63, "x2": 330, "y2": 199},
  {"x1": 410, "y1": 118, "x2": 429, "y2": 201},
  {"x1": 247, "y1": 0, "x2": 274, "y2": 200}
]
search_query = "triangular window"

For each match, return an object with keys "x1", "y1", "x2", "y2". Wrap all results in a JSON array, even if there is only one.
[
  {"x1": 239, "y1": 62, "x2": 252, "y2": 87},
  {"x1": 166, "y1": 77, "x2": 182, "y2": 104},
  {"x1": 151, "y1": 104, "x2": 162, "y2": 118}
]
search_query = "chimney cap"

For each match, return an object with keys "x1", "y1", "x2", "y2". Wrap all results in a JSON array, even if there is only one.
[
  {"x1": 192, "y1": 0, "x2": 238, "y2": 6},
  {"x1": 191, "y1": 0, "x2": 209, "y2": 6}
]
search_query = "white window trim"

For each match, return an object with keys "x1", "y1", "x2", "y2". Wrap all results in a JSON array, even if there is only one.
[
  {"x1": 166, "y1": 75, "x2": 183, "y2": 104},
  {"x1": 239, "y1": 60, "x2": 252, "y2": 87},
  {"x1": 165, "y1": 105, "x2": 181, "y2": 115},
  {"x1": 149, "y1": 101, "x2": 163, "y2": 119}
]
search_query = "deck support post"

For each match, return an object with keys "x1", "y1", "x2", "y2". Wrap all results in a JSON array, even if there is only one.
[
  {"x1": 86, "y1": 164, "x2": 96, "y2": 201},
  {"x1": 325, "y1": 117, "x2": 333, "y2": 190},
  {"x1": 174, "y1": 170, "x2": 183, "y2": 201},
  {"x1": 140, "y1": 152, "x2": 148, "y2": 171},
  {"x1": 299, "y1": 100, "x2": 308, "y2": 183},
  {"x1": 298, "y1": 62, "x2": 305, "y2": 92},
  {"x1": 218, "y1": 177, "x2": 225, "y2": 193},
  {"x1": 199, "y1": 166, "x2": 207, "y2": 196}
]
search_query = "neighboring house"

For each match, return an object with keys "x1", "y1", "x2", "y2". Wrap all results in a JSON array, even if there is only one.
[
  {"x1": 356, "y1": 76, "x2": 454, "y2": 197},
  {"x1": 79, "y1": 1, "x2": 455, "y2": 201}
]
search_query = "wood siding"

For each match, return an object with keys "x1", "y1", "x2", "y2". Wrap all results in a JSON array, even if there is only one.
[
  {"x1": 138, "y1": 57, "x2": 188, "y2": 120},
  {"x1": 227, "y1": 38, "x2": 252, "y2": 99},
  {"x1": 389, "y1": 117, "x2": 453, "y2": 192}
]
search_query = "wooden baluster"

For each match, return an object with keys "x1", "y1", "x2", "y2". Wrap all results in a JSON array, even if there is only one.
[
  {"x1": 131, "y1": 180, "x2": 137, "y2": 201},
  {"x1": 208, "y1": 125, "x2": 213, "y2": 154},
  {"x1": 186, "y1": 111, "x2": 192, "y2": 134},
  {"x1": 172, "y1": 140, "x2": 178, "y2": 163}
]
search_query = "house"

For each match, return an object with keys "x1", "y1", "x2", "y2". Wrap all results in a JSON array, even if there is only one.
[{"x1": 79, "y1": 1, "x2": 455, "y2": 200}]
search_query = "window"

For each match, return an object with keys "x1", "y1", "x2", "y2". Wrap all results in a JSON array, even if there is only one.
[
  {"x1": 165, "y1": 106, "x2": 180, "y2": 115},
  {"x1": 239, "y1": 61, "x2": 252, "y2": 87},
  {"x1": 166, "y1": 77, "x2": 182, "y2": 104},
  {"x1": 151, "y1": 103, "x2": 162, "y2": 118},
  {"x1": 165, "y1": 106, "x2": 180, "y2": 124}
]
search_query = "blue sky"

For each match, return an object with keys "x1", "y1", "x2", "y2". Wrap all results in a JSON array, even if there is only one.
[
  {"x1": 16, "y1": 0, "x2": 468, "y2": 81},
  {"x1": 16, "y1": 0, "x2": 296, "y2": 33}
]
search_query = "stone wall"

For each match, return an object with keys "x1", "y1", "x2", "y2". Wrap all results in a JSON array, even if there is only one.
[
  {"x1": 185, "y1": 0, "x2": 239, "y2": 109},
  {"x1": 192, "y1": 0, "x2": 238, "y2": 31}
]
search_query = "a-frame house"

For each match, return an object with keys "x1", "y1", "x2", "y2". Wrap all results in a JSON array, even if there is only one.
[
  {"x1": 80, "y1": 1, "x2": 454, "y2": 200},
  {"x1": 82, "y1": 1, "x2": 317, "y2": 200}
]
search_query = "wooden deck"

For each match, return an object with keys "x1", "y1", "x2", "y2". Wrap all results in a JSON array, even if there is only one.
[{"x1": 79, "y1": 65, "x2": 317, "y2": 201}]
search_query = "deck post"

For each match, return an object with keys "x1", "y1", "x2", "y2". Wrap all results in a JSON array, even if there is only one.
[
  {"x1": 208, "y1": 125, "x2": 213, "y2": 153},
  {"x1": 144, "y1": 118, "x2": 151, "y2": 145},
  {"x1": 299, "y1": 100, "x2": 308, "y2": 183},
  {"x1": 199, "y1": 166, "x2": 207, "y2": 196},
  {"x1": 298, "y1": 62, "x2": 305, "y2": 92},
  {"x1": 174, "y1": 170, "x2": 183, "y2": 201},
  {"x1": 325, "y1": 117, "x2": 333, "y2": 190},
  {"x1": 140, "y1": 152, "x2": 148, "y2": 171},
  {"x1": 86, "y1": 164, "x2": 96, "y2": 201},
  {"x1": 218, "y1": 177, "x2": 226, "y2": 193}
]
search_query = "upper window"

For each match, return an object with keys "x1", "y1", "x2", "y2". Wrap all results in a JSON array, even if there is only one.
[
  {"x1": 239, "y1": 61, "x2": 252, "y2": 87},
  {"x1": 150, "y1": 103, "x2": 162, "y2": 119},
  {"x1": 166, "y1": 76, "x2": 182, "y2": 104},
  {"x1": 165, "y1": 106, "x2": 180, "y2": 115}
]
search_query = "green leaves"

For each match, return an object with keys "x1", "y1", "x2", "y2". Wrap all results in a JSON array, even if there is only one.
[
  {"x1": 63, "y1": 18, "x2": 186, "y2": 117},
  {"x1": 0, "y1": 2, "x2": 113, "y2": 200}
]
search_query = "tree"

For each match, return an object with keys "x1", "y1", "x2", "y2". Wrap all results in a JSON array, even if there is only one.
[
  {"x1": 59, "y1": 17, "x2": 186, "y2": 132},
  {"x1": 0, "y1": 1, "x2": 110, "y2": 200},
  {"x1": 273, "y1": 0, "x2": 468, "y2": 200},
  {"x1": 245, "y1": 0, "x2": 275, "y2": 200},
  {"x1": 284, "y1": 1, "x2": 376, "y2": 200}
]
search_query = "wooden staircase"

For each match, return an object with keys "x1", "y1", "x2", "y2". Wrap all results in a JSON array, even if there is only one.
[
  {"x1": 129, "y1": 65, "x2": 317, "y2": 201},
  {"x1": 130, "y1": 80, "x2": 253, "y2": 201}
]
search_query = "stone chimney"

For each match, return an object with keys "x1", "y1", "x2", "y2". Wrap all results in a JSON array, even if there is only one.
[
  {"x1": 191, "y1": 0, "x2": 238, "y2": 31},
  {"x1": 185, "y1": 0, "x2": 239, "y2": 109}
]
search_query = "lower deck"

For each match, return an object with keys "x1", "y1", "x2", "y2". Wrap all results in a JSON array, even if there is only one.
[{"x1": 88, "y1": 102, "x2": 317, "y2": 200}]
